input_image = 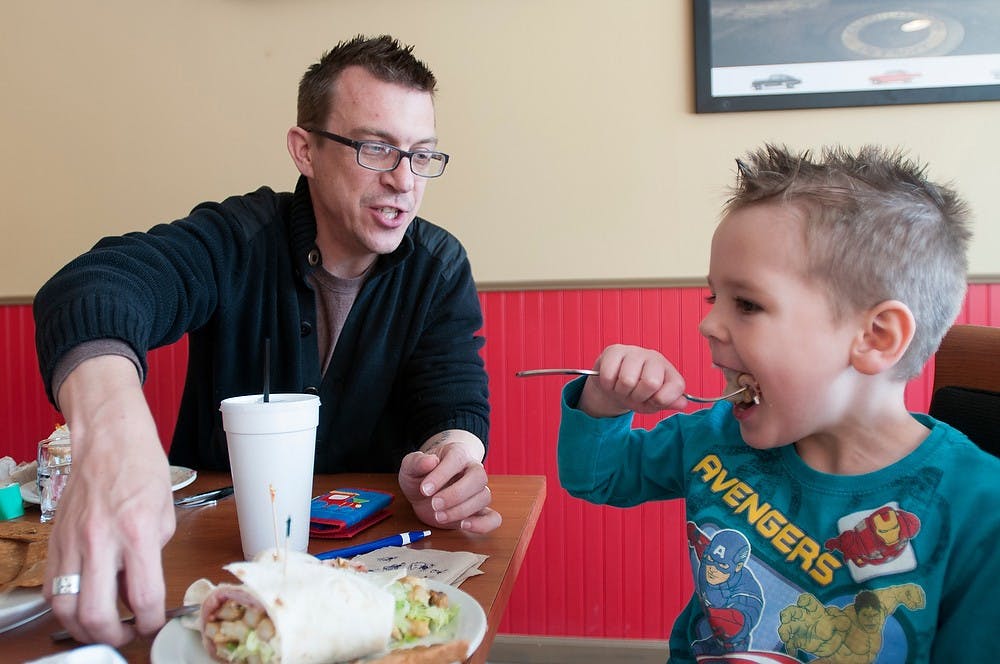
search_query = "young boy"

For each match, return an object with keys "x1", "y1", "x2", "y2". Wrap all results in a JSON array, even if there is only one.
[{"x1": 557, "y1": 145, "x2": 1000, "y2": 663}]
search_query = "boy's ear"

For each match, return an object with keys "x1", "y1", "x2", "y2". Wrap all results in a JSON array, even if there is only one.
[{"x1": 850, "y1": 300, "x2": 915, "y2": 375}]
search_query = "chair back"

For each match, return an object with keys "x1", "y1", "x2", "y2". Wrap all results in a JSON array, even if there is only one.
[{"x1": 928, "y1": 324, "x2": 1000, "y2": 456}]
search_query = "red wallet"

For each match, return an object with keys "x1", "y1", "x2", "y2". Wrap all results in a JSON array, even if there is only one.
[{"x1": 309, "y1": 487, "x2": 393, "y2": 538}]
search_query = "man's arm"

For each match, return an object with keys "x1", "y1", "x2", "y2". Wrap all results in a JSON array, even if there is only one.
[
  {"x1": 399, "y1": 229, "x2": 490, "y2": 454},
  {"x1": 398, "y1": 429, "x2": 501, "y2": 533},
  {"x1": 44, "y1": 355, "x2": 175, "y2": 645},
  {"x1": 392, "y1": 230, "x2": 496, "y2": 531}
]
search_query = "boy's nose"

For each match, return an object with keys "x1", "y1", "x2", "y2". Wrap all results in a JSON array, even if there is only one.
[{"x1": 698, "y1": 306, "x2": 720, "y2": 340}]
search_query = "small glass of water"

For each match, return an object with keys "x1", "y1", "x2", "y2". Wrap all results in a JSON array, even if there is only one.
[{"x1": 37, "y1": 428, "x2": 72, "y2": 523}]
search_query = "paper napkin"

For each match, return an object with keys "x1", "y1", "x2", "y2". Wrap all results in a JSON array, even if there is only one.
[{"x1": 352, "y1": 546, "x2": 488, "y2": 586}]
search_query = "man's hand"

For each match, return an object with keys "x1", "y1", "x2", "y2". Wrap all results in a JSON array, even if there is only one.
[
  {"x1": 44, "y1": 355, "x2": 175, "y2": 646},
  {"x1": 578, "y1": 344, "x2": 689, "y2": 418},
  {"x1": 398, "y1": 430, "x2": 501, "y2": 533}
]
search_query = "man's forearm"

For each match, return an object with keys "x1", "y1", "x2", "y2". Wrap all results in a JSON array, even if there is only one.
[{"x1": 58, "y1": 354, "x2": 146, "y2": 422}]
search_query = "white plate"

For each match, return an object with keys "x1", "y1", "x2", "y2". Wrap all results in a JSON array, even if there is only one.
[
  {"x1": 169, "y1": 466, "x2": 197, "y2": 492},
  {"x1": 0, "y1": 587, "x2": 50, "y2": 635},
  {"x1": 19, "y1": 467, "x2": 197, "y2": 505},
  {"x1": 151, "y1": 578, "x2": 486, "y2": 663}
]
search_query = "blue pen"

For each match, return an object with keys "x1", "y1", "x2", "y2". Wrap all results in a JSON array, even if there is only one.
[{"x1": 315, "y1": 530, "x2": 431, "y2": 560}]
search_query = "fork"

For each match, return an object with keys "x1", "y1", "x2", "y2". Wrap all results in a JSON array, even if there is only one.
[
  {"x1": 50, "y1": 604, "x2": 199, "y2": 642},
  {"x1": 515, "y1": 368, "x2": 753, "y2": 403}
]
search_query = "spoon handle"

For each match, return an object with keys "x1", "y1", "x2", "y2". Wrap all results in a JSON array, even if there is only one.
[
  {"x1": 515, "y1": 368, "x2": 751, "y2": 404},
  {"x1": 515, "y1": 368, "x2": 598, "y2": 377}
]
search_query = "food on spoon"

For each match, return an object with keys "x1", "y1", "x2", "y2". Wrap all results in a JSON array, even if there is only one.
[
  {"x1": 184, "y1": 551, "x2": 462, "y2": 663},
  {"x1": 735, "y1": 373, "x2": 760, "y2": 405}
]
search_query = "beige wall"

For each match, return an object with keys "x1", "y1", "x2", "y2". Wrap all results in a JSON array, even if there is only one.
[{"x1": 2, "y1": 1, "x2": 998, "y2": 299}]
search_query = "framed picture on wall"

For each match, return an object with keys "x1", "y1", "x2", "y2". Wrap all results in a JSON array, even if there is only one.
[{"x1": 694, "y1": 0, "x2": 1000, "y2": 113}]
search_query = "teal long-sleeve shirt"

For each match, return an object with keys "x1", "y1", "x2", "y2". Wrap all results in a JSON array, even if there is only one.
[{"x1": 557, "y1": 377, "x2": 1000, "y2": 663}]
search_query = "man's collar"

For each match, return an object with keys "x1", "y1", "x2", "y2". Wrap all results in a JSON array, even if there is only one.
[{"x1": 290, "y1": 175, "x2": 414, "y2": 280}]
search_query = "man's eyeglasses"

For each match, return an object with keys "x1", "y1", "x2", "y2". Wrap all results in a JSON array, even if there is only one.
[{"x1": 303, "y1": 128, "x2": 449, "y2": 178}]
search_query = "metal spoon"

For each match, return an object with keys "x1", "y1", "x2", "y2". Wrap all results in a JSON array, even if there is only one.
[{"x1": 515, "y1": 368, "x2": 754, "y2": 403}]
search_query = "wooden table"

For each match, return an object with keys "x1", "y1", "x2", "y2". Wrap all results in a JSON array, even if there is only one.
[{"x1": 6, "y1": 473, "x2": 546, "y2": 663}]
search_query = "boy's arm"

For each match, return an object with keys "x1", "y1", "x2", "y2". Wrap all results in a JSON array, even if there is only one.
[
  {"x1": 557, "y1": 376, "x2": 686, "y2": 507},
  {"x1": 932, "y1": 519, "x2": 1000, "y2": 662}
]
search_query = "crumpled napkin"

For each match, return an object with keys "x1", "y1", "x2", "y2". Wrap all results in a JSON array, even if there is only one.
[
  {"x1": 0, "y1": 456, "x2": 37, "y2": 486},
  {"x1": 26, "y1": 645, "x2": 126, "y2": 664}
]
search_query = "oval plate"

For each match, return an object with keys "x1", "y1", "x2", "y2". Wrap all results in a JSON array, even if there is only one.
[
  {"x1": 0, "y1": 588, "x2": 50, "y2": 635},
  {"x1": 21, "y1": 467, "x2": 197, "y2": 505}
]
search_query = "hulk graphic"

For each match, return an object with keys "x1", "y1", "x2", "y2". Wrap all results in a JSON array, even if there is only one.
[{"x1": 778, "y1": 584, "x2": 925, "y2": 663}]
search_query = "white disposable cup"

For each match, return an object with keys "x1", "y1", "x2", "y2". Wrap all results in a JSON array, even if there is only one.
[{"x1": 220, "y1": 394, "x2": 320, "y2": 560}]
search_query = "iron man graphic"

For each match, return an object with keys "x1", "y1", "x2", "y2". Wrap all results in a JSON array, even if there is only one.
[{"x1": 825, "y1": 506, "x2": 920, "y2": 567}]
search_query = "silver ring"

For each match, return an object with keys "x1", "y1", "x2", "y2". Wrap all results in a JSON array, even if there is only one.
[{"x1": 52, "y1": 574, "x2": 81, "y2": 596}]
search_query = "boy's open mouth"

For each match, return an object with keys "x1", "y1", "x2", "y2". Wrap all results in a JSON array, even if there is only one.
[{"x1": 727, "y1": 372, "x2": 761, "y2": 413}]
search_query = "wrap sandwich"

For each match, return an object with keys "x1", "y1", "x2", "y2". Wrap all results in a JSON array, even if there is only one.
[
  {"x1": 185, "y1": 551, "x2": 397, "y2": 663},
  {"x1": 184, "y1": 550, "x2": 462, "y2": 663}
]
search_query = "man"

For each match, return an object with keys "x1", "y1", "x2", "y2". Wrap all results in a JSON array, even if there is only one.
[{"x1": 33, "y1": 34, "x2": 499, "y2": 645}]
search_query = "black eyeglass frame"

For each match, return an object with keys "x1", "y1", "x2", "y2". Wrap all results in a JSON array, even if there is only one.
[{"x1": 302, "y1": 127, "x2": 449, "y2": 178}]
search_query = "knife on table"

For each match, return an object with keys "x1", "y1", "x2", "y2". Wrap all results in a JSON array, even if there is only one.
[{"x1": 173, "y1": 485, "x2": 234, "y2": 507}]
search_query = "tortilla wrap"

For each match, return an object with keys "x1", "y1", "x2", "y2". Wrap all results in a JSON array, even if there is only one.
[{"x1": 187, "y1": 551, "x2": 395, "y2": 663}]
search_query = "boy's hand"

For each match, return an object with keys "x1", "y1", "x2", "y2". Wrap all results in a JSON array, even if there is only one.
[{"x1": 578, "y1": 344, "x2": 689, "y2": 417}]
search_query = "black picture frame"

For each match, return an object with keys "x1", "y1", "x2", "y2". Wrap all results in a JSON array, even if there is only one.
[{"x1": 694, "y1": 0, "x2": 1000, "y2": 113}]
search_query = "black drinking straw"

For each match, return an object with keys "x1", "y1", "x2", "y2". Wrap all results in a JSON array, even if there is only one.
[{"x1": 263, "y1": 337, "x2": 271, "y2": 402}]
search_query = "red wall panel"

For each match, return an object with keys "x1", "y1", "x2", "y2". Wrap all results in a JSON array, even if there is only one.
[
  {"x1": 2, "y1": 283, "x2": 998, "y2": 640},
  {"x1": 0, "y1": 321, "x2": 187, "y2": 464},
  {"x1": 0, "y1": 304, "x2": 62, "y2": 460},
  {"x1": 481, "y1": 284, "x2": 999, "y2": 639}
]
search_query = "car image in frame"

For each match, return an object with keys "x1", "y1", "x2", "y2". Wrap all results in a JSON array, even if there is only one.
[
  {"x1": 870, "y1": 69, "x2": 922, "y2": 84},
  {"x1": 751, "y1": 73, "x2": 803, "y2": 90}
]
